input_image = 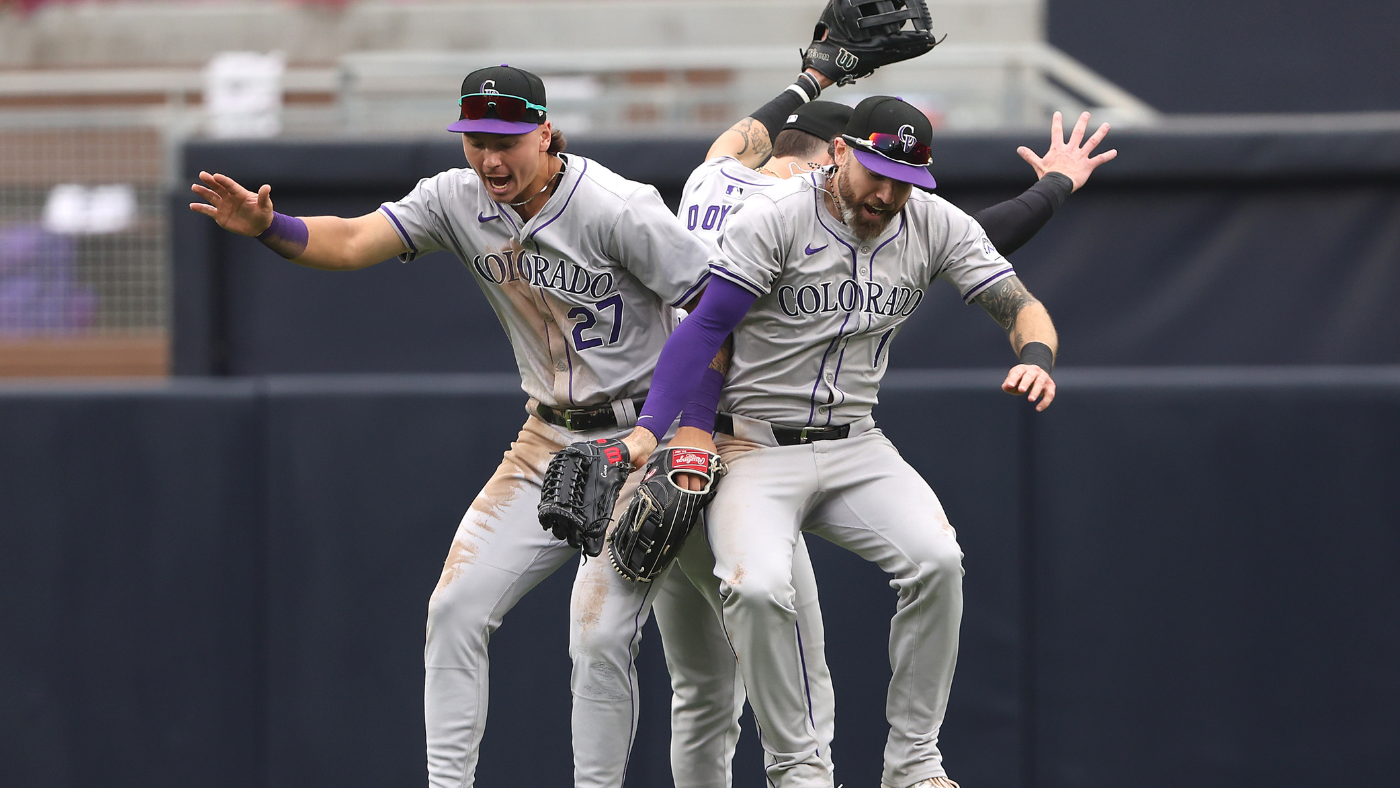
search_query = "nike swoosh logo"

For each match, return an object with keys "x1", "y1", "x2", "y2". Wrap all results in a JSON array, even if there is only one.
[
  {"x1": 804, "y1": 243, "x2": 828, "y2": 255},
  {"x1": 478, "y1": 212, "x2": 498, "y2": 223}
]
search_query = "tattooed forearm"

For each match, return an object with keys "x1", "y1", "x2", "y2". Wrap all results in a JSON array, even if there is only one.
[
  {"x1": 729, "y1": 118, "x2": 772, "y2": 161},
  {"x1": 974, "y1": 276, "x2": 1039, "y2": 333},
  {"x1": 709, "y1": 336, "x2": 734, "y2": 375}
]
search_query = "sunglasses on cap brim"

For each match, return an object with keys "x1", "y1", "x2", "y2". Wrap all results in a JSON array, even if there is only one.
[
  {"x1": 458, "y1": 93, "x2": 548, "y2": 123},
  {"x1": 843, "y1": 133, "x2": 933, "y2": 167}
]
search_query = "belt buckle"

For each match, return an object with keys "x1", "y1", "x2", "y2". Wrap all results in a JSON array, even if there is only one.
[
  {"x1": 798, "y1": 426, "x2": 819, "y2": 444},
  {"x1": 561, "y1": 409, "x2": 576, "y2": 431}
]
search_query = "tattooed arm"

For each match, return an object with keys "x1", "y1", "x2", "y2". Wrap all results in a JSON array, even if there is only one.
[
  {"x1": 705, "y1": 67, "x2": 833, "y2": 168},
  {"x1": 707, "y1": 116, "x2": 775, "y2": 169},
  {"x1": 973, "y1": 276, "x2": 1060, "y2": 410}
]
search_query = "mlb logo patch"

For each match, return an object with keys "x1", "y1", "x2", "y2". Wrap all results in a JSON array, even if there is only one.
[{"x1": 670, "y1": 449, "x2": 710, "y2": 474}]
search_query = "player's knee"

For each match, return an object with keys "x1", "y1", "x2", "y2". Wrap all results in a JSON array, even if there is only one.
[
  {"x1": 569, "y1": 620, "x2": 634, "y2": 669},
  {"x1": 425, "y1": 571, "x2": 492, "y2": 646},
  {"x1": 721, "y1": 565, "x2": 797, "y2": 613},
  {"x1": 906, "y1": 537, "x2": 964, "y2": 590},
  {"x1": 571, "y1": 655, "x2": 633, "y2": 702}
]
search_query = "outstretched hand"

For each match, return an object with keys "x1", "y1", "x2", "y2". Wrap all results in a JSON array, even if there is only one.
[
  {"x1": 189, "y1": 171, "x2": 274, "y2": 236},
  {"x1": 1002, "y1": 364, "x2": 1056, "y2": 411},
  {"x1": 1017, "y1": 111, "x2": 1116, "y2": 192}
]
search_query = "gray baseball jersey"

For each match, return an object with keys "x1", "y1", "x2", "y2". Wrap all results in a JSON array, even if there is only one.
[
  {"x1": 711, "y1": 171, "x2": 1015, "y2": 427},
  {"x1": 678, "y1": 156, "x2": 780, "y2": 254},
  {"x1": 380, "y1": 153, "x2": 711, "y2": 409}
]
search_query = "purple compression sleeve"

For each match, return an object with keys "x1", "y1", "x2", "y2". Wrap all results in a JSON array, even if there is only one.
[
  {"x1": 637, "y1": 277, "x2": 756, "y2": 440},
  {"x1": 257, "y1": 211, "x2": 309, "y2": 259},
  {"x1": 678, "y1": 366, "x2": 725, "y2": 431}
]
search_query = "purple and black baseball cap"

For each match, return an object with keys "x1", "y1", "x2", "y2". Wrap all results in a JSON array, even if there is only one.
[
  {"x1": 448, "y1": 65, "x2": 548, "y2": 135},
  {"x1": 842, "y1": 96, "x2": 936, "y2": 189}
]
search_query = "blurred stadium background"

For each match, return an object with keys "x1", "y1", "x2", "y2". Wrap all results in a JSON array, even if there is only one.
[{"x1": 1, "y1": 2, "x2": 1397, "y2": 788}]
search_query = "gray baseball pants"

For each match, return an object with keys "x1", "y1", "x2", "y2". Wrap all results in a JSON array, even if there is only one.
[
  {"x1": 707, "y1": 416, "x2": 965, "y2": 788},
  {"x1": 423, "y1": 412, "x2": 834, "y2": 788}
]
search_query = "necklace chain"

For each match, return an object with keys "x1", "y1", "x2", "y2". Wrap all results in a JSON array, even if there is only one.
[{"x1": 505, "y1": 159, "x2": 564, "y2": 207}]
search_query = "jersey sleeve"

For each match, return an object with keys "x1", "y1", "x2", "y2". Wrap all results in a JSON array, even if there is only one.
[
  {"x1": 608, "y1": 185, "x2": 712, "y2": 307},
  {"x1": 378, "y1": 171, "x2": 457, "y2": 263},
  {"x1": 932, "y1": 202, "x2": 1018, "y2": 303},
  {"x1": 708, "y1": 194, "x2": 787, "y2": 297}
]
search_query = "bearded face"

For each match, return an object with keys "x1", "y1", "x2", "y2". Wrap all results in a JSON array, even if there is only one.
[{"x1": 831, "y1": 151, "x2": 912, "y2": 241}]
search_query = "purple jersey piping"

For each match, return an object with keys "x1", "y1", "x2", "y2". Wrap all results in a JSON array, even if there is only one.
[
  {"x1": 618, "y1": 581, "x2": 654, "y2": 782},
  {"x1": 808, "y1": 182, "x2": 858, "y2": 426},
  {"x1": 720, "y1": 166, "x2": 775, "y2": 188},
  {"x1": 824, "y1": 213, "x2": 907, "y2": 423},
  {"x1": 528, "y1": 157, "x2": 588, "y2": 241},
  {"x1": 962, "y1": 267, "x2": 1016, "y2": 304},
  {"x1": 671, "y1": 270, "x2": 712, "y2": 308},
  {"x1": 378, "y1": 206, "x2": 419, "y2": 257},
  {"x1": 708, "y1": 264, "x2": 766, "y2": 297},
  {"x1": 794, "y1": 621, "x2": 821, "y2": 759}
]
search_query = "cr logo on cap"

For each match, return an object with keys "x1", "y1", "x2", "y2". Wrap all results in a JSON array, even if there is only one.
[
  {"x1": 480, "y1": 79, "x2": 498, "y2": 95},
  {"x1": 898, "y1": 124, "x2": 917, "y2": 153}
]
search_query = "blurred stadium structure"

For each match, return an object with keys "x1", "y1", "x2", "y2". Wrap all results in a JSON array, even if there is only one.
[{"x1": 0, "y1": 0, "x2": 1154, "y2": 374}]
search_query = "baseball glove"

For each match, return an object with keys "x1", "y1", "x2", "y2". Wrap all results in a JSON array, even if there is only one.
[
  {"x1": 538, "y1": 438, "x2": 633, "y2": 558},
  {"x1": 609, "y1": 446, "x2": 727, "y2": 583},
  {"x1": 802, "y1": 0, "x2": 943, "y2": 87}
]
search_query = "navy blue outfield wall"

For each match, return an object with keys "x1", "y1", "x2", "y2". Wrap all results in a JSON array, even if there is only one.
[
  {"x1": 172, "y1": 128, "x2": 1400, "y2": 377},
  {"x1": 1047, "y1": 0, "x2": 1400, "y2": 115},
  {"x1": 2, "y1": 367, "x2": 1398, "y2": 788}
]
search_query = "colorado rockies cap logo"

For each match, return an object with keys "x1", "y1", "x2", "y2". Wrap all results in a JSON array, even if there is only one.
[
  {"x1": 898, "y1": 124, "x2": 917, "y2": 153},
  {"x1": 836, "y1": 48, "x2": 859, "y2": 71},
  {"x1": 480, "y1": 79, "x2": 498, "y2": 95}
]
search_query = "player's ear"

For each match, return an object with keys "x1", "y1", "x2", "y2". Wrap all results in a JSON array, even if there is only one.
[
  {"x1": 538, "y1": 122, "x2": 553, "y2": 154},
  {"x1": 831, "y1": 137, "x2": 849, "y2": 167}
]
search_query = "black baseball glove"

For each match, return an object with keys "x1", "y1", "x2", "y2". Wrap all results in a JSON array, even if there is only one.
[
  {"x1": 609, "y1": 446, "x2": 727, "y2": 583},
  {"x1": 538, "y1": 438, "x2": 633, "y2": 558},
  {"x1": 802, "y1": 0, "x2": 943, "y2": 87}
]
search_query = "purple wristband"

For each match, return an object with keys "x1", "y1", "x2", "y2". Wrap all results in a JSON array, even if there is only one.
[
  {"x1": 678, "y1": 366, "x2": 725, "y2": 432},
  {"x1": 257, "y1": 211, "x2": 309, "y2": 259}
]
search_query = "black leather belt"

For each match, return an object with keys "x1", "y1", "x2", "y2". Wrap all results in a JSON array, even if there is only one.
[
  {"x1": 535, "y1": 396, "x2": 645, "y2": 432},
  {"x1": 714, "y1": 413, "x2": 852, "y2": 446}
]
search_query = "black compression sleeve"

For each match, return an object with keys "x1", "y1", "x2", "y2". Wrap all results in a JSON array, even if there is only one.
[
  {"x1": 748, "y1": 87, "x2": 811, "y2": 146},
  {"x1": 971, "y1": 172, "x2": 1074, "y2": 256}
]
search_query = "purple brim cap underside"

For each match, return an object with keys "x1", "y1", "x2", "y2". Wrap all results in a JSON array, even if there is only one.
[
  {"x1": 853, "y1": 149, "x2": 936, "y2": 189},
  {"x1": 447, "y1": 118, "x2": 541, "y2": 134}
]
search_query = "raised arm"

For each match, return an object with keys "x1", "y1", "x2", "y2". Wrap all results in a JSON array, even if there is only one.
[
  {"x1": 973, "y1": 275, "x2": 1059, "y2": 411},
  {"x1": 706, "y1": 68, "x2": 833, "y2": 167},
  {"x1": 971, "y1": 111, "x2": 1116, "y2": 256},
  {"x1": 190, "y1": 171, "x2": 407, "y2": 271}
]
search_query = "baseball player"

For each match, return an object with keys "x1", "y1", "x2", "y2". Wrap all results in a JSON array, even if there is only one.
[
  {"x1": 660, "y1": 82, "x2": 1112, "y2": 788},
  {"x1": 616, "y1": 95, "x2": 1074, "y2": 788},
  {"x1": 189, "y1": 64, "x2": 740, "y2": 788}
]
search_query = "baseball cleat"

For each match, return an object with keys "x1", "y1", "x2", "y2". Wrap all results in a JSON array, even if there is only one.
[{"x1": 883, "y1": 778, "x2": 960, "y2": 788}]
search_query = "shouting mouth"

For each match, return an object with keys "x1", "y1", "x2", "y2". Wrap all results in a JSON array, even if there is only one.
[{"x1": 483, "y1": 175, "x2": 513, "y2": 197}]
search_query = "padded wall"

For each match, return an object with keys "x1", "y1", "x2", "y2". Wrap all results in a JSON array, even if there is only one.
[
  {"x1": 173, "y1": 131, "x2": 1400, "y2": 376},
  {"x1": 3, "y1": 369, "x2": 1397, "y2": 788}
]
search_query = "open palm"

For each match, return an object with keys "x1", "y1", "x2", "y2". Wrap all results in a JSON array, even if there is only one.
[
  {"x1": 189, "y1": 171, "x2": 274, "y2": 236},
  {"x1": 1017, "y1": 111, "x2": 1116, "y2": 192}
]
